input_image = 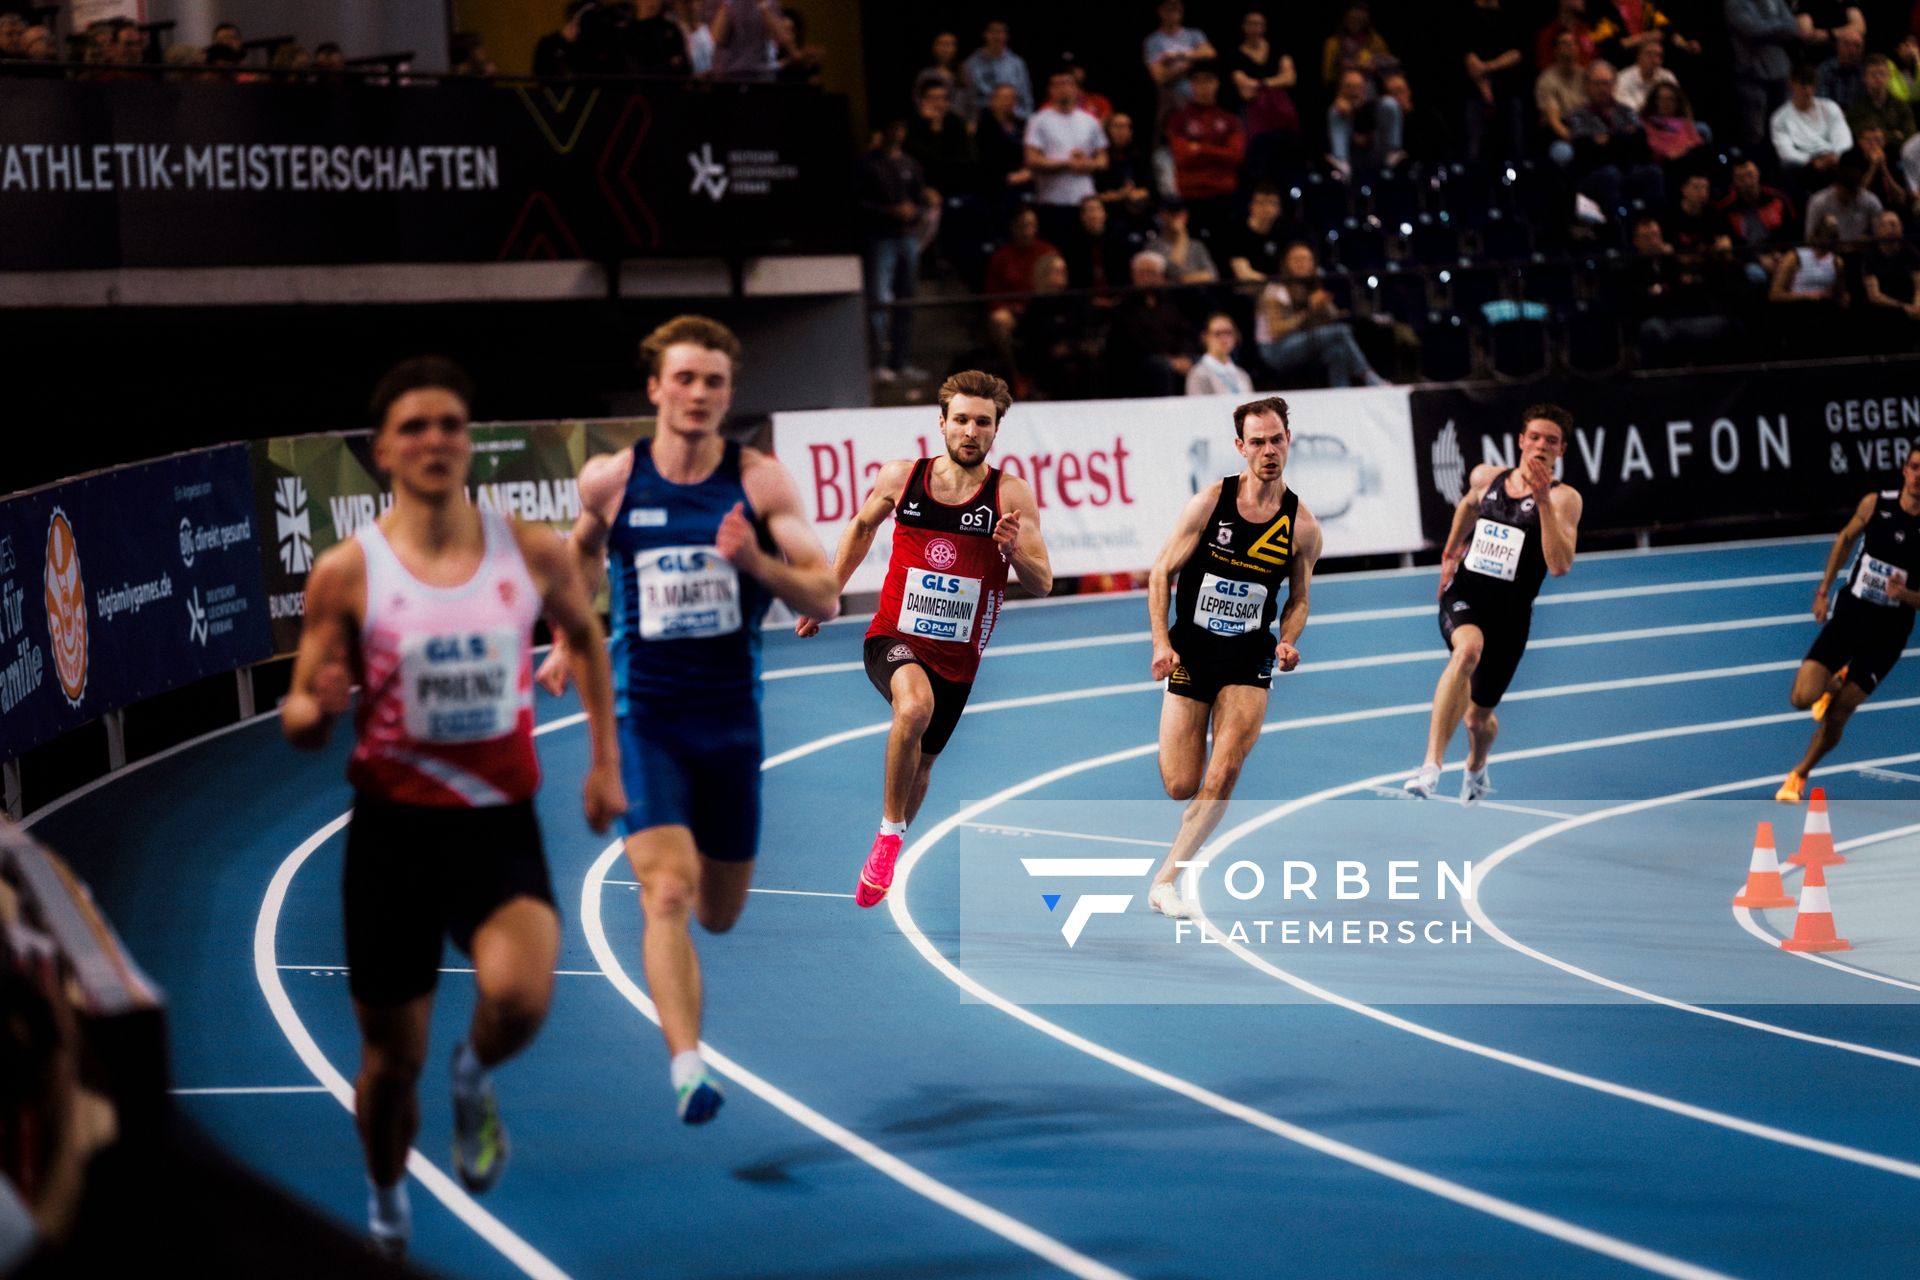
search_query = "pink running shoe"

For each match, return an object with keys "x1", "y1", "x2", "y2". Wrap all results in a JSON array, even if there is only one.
[{"x1": 856, "y1": 833, "x2": 902, "y2": 908}]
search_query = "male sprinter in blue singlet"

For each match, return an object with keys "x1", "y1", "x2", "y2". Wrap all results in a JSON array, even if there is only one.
[{"x1": 540, "y1": 316, "x2": 840, "y2": 1122}]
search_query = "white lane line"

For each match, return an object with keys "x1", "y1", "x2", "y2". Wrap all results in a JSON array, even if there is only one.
[
  {"x1": 962, "y1": 824, "x2": 1172, "y2": 849},
  {"x1": 1733, "y1": 822, "x2": 1920, "y2": 993},
  {"x1": 579, "y1": 840, "x2": 1133, "y2": 1280},
  {"x1": 887, "y1": 774, "x2": 1736, "y2": 1278},
  {"x1": 172, "y1": 1086, "x2": 332, "y2": 1095},
  {"x1": 277, "y1": 964, "x2": 607, "y2": 976},
  {"x1": 1856, "y1": 767, "x2": 1920, "y2": 785},
  {"x1": 601, "y1": 879, "x2": 855, "y2": 899}
]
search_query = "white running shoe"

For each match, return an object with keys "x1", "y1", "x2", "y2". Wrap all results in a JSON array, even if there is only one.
[
  {"x1": 1461, "y1": 767, "x2": 1493, "y2": 806},
  {"x1": 1403, "y1": 763, "x2": 1441, "y2": 799},
  {"x1": 1147, "y1": 881, "x2": 1189, "y2": 919}
]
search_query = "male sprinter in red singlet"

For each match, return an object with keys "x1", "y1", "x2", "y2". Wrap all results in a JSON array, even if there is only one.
[
  {"x1": 796, "y1": 370, "x2": 1052, "y2": 906},
  {"x1": 283, "y1": 358, "x2": 624, "y2": 1257},
  {"x1": 1776, "y1": 449, "x2": 1920, "y2": 802},
  {"x1": 539, "y1": 315, "x2": 840, "y2": 1124},
  {"x1": 1145, "y1": 396, "x2": 1321, "y2": 918},
  {"x1": 1403, "y1": 404, "x2": 1582, "y2": 804}
]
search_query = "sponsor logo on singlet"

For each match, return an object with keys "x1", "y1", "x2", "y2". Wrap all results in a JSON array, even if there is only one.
[
  {"x1": 900, "y1": 569, "x2": 981, "y2": 642},
  {"x1": 925, "y1": 537, "x2": 959, "y2": 570},
  {"x1": 1464, "y1": 518, "x2": 1523, "y2": 582}
]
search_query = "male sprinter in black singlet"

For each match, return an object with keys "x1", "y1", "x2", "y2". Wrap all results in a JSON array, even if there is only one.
[
  {"x1": 1146, "y1": 396, "x2": 1321, "y2": 918},
  {"x1": 1777, "y1": 449, "x2": 1920, "y2": 802},
  {"x1": 1404, "y1": 403, "x2": 1583, "y2": 804}
]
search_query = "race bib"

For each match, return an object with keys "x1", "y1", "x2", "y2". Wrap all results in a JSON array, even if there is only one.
[
  {"x1": 1192, "y1": 573, "x2": 1269, "y2": 636},
  {"x1": 898, "y1": 567, "x2": 982, "y2": 643},
  {"x1": 637, "y1": 545, "x2": 741, "y2": 639},
  {"x1": 1464, "y1": 519, "x2": 1524, "y2": 582},
  {"x1": 1851, "y1": 553, "x2": 1909, "y2": 607},
  {"x1": 401, "y1": 628, "x2": 521, "y2": 743}
]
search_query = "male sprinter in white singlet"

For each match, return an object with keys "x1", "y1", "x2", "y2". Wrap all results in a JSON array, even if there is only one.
[
  {"x1": 539, "y1": 315, "x2": 840, "y2": 1124},
  {"x1": 1145, "y1": 396, "x2": 1320, "y2": 919},
  {"x1": 283, "y1": 358, "x2": 624, "y2": 1257}
]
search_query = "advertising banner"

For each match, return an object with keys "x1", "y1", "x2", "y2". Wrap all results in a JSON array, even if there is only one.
[
  {"x1": 1408, "y1": 362, "x2": 1920, "y2": 542},
  {"x1": 0, "y1": 446, "x2": 270, "y2": 759},
  {"x1": 0, "y1": 80, "x2": 846, "y2": 269},
  {"x1": 773, "y1": 388, "x2": 1425, "y2": 594},
  {"x1": 250, "y1": 419, "x2": 649, "y2": 653}
]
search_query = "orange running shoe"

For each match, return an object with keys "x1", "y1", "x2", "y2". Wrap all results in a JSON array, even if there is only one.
[
  {"x1": 1775, "y1": 771, "x2": 1806, "y2": 804},
  {"x1": 1811, "y1": 665, "x2": 1849, "y2": 721},
  {"x1": 856, "y1": 832, "x2": 902, "y2": 908}
]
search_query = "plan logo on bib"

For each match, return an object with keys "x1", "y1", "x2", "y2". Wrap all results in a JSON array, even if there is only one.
[{"x1": 43, "y1": 508, "x2": 88, "y2": 707}]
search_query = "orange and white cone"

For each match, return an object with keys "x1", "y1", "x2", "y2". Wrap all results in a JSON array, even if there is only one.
[
  {"x1": 1786, "y1": 787, "x2": 1845, "y2": 867},
  {"x1": 1733, "y1": 821, "x2": 1796, "y2": 909},
  {"x1": 1780, "y1": 859, "x2": 1851, "y2": 952}
]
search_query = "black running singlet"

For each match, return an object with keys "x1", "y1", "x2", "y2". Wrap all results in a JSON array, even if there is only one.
[
  {"x1": 1456, "y1": 469, "x2": 1555, "y2": 607},
  {"x1": 1844, "y1": 490, "x2": 1920, "y2": 613},
  {"x1": 1172, "y1": 478, "x2": 1299, "y2": 654}
]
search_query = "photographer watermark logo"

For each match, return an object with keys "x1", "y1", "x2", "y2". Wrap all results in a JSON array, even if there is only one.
[{"x1": 1022, "y1": 856, "x2": 1154, "y2": 947}]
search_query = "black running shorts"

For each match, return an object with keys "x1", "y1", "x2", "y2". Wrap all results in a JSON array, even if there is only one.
[
  {"x1": 1166, "y1": 633, "x2": 1277, "y2": 704},
  {"x1": 342, "y1": 795, "x2": 556, "y2": 1007},
  {"x1": 1438, "y1": 584, "x2": 1533, "y2": 709},
  {"x1": 1805, "y1": 593, "x2": 1915, "y2": 696},
  {"x1": 864, "y1": 635, "x2": 976, "y2": 755}
]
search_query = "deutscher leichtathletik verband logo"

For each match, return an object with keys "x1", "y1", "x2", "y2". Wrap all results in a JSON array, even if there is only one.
[{"x1": 43, "y1": 506, "x2": 88, "y2": 707}]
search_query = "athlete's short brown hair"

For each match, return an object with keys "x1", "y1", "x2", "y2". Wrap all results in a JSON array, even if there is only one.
[
  {"x1": 369, "y1": 356, "x2": 473, "y2": 429},
  {"x1": 938, "y1": 370, "x2": 1013, "y2": 424},
  {"x1": 640, "y1": 314, "x2": 742, "y2": 377},
  {"x1": 1521, "y1": 403, "x2": 1574, "y2": 442},
  {"x1": 1232, "y1": 396, "x2": 1290, "y2": 439}
]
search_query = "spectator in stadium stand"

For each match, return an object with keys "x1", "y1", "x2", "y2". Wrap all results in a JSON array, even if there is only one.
[
  {"x1": 1064, "y1": 193, "x2": 1136, "y2": 293},
  {"x1": 1384, "y1": 71, "x2": 1449, "y2": 165},
  {"x1": 450, "y1": 31, "x2": 497, "y2": 77},
  {"x1": 0, "y1": 13, "x2": 23, "y2": 57},
  {"x1": 1890, "y1": 36, "x2": 1920, "y2": 103},
  {"x1": 1143, "y1": 197, "x2": 1221, "y2": 284},
  {"x1": 21, "y1": 25, "x2": 56, "y2": 68},
  {"x1": 1165, "y1": 62, "x2": 1245, "y2": 248},
  {"x1": 1805, "y1": 155, "x2": 1884, "y2": 240},
  {"x1": 1556, "y1": 59, "x2": 1666, "y2": 215},
  {"x1": 1105, "y1": 251, "x2": 1199, "y2": 396},
  {"x1": 1770, "y1": 212, "x2": 1849, "y2": 322},
  {"x1": 1794, "y1": 0, "x2": 1865, "y2": 55},
  {"x1": 212, "y1": 22, "x2": 242, "y2": 54},
  {"x1": 1223, "y1": 10, "x2": 1294, "y2": 114},
  {"x1": 1818, "y1": 28, "x2": 1868, "y2": 110},
  {"x1": 1593, "y1": 0, "x2": 1701, "y2": 61},
  {"x1": 707, "y1": 0, "x2": 778, "y2": 80},
  {"x1": 1144, "y1": 0, "x2": 1217, "y2": 121},
  {"x1": 163, "y1": 43, "x2": 204, "y2": 81},
  {"x1": 906, "y1": 79, "x2": 978, "y2": 205},
  {"x1": 1665, "y1": 170, "x2": 1732, "y2": 252},
  {"x1": 773, "y1": 9, "x2": 823, "y2": 86},
  {"x1": 976, "y1": 83, "x2": 1035, "y2": 206},
  {"x1": 984, "y1": 207, "x2": 1058, "y2": 346},
  {"x1": 269, "y1": 43, "x2": 311, "y2": 82},
  {"x1": 1328, "y1": 67, "x2": 1404, "y2": 177},
  {"x1": 1228, "y1": 10, "x2": 1304, "y2": 177},
  {"x1": 1641, "y1": 82, "x2": 1710, "y2": 166},
  {"x1": 1069, "y1": 59, "x2": 1113, "y2": 124},
  {"x1": 1256, "y1": 242, "x2": 1389, "y2": 387},
  {"x1": 1534, "y1": 0, "x2": 1596, "y2": 70},
  {"x1": 858, "y1": 119, "x2": 930, "y2": 383},
  {"x1": 1719, "y1": 155, "x2": 1799, "y2": 284},
  {"x1": 1025, "y1": 66, "x2": 1108, "y2": 250},
  {"x1": 1774, "y1": 63, "x2": 1854, "y2": 195},
  {"x1": 637, "y1": 0, "x2": 695, "y2": 76},
  {"x1": 1019, "y1": 252, "x2": 1100, "y2": 399},
  {"x1": 93, "y1": 19, "x2": 149, "y2": 80},
  {"x1": 1323, "y1": 1, "x2": 1395, "y2": 91},
  {"x1": 674, "y1": 0, "x2": 714, "y2": 75},
  {"x1": 1624, "y1": 214, "x2": 1739, "y2": 366},
  {"x1": 204, "y1": 41, "x2": 248, "y2": 79},
  {"x1": 1854, "y1": 123, "x2": 1914, "y2": 212},
  {"x1": 1614, "y1": 39, "x2": 1678, "y2": 111},
  {"x1": 1097, "y1": 112, "x2": 1156, "y2": 223},
  {"x1": 962, "y1": 19, "x2": 1033, "y2": 120},
  {"x1": 918, "y1": 31, "x2": 961, "y2": 110},
  {"x1": 1536, "y1": 31, "x2": 1588, "y2": 150},
  {"x1": 1463, "y1": 0, "x2": 1531, "y2": 162},
  {"x1": 1848, "y1": 54, "x2": 1914, "y2": 150},
  {"x1": 1186, "y1": 312, "x2": 1255, "y2": 395},
  {"x1": 1857, "y1": 208, "x2": 1920, "y2": 338},
  {"x1": 1226, "y1": 182, "x2": 1298, "y2": 282},
  {"x1": 313, "y1": 42, "x2": 346, "y2": 79},
  {"x1": 1728, "y1": 0, "x2": 1802, "y2": 148},
  {"x1": 534, "y1": 1, "x2": 593, "y2": 77}
]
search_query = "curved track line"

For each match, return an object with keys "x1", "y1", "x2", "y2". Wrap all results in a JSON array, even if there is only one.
[{"x1": 1734, "y1": 823, "x2": 1920, "y2": 993}]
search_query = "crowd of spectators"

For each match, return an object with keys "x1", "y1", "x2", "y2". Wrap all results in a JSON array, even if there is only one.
[
  {"x1": 860, "y1": 0, "x2": 1920, "y2": 396},
  {"x1": 0, "y1": 12, "x2": 385, "y2": 82}
]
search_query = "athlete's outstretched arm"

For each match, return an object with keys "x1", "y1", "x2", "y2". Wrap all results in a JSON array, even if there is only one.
[
  {"x1": 1274, "y1": 507, "x2": 1322, "y2": 671},
  {"x1": 281, "y1": 541, "x2": 363, "y2": 750},
  {"x1": 795, "y1": 458, "x2": 912, "y2": 638},
  {"x1": 734, "y1": 448, "x2": 843, "y2": 621},
  {"x1": 1147, "y1": 485, "x2": 1217, "y2": 679},
  {"x1": 1520, "y1": 453, "x2": 1582, "y2": 576},
  {"x1": 1814, "y1": 492, "x2": 1879, "y2": 621},
  {"x1": 1437, "y1": 463, "x2": 1500, "y2": 597},
  {"x1": 994, "y1": 474, "x2": 1052, "y2": 597},
  {"x1": 517, "y1": 522, "x2": 626, "y2": 833},
  {"x1": 538, "y1": 451, "x2": 629, "y2": 696}
]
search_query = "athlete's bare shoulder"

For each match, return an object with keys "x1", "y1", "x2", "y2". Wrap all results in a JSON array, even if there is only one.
[
  {"x1": 578, "y1": 448, "x2": 634, "y2": 517},
  {"x1": 1464, "y1": 462, "x2": 1504, "y2": 496},
  {"x1": 304, "y1": 536, "x2": 367, "y2": 617}
]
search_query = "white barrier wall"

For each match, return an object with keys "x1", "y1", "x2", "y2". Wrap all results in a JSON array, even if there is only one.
[{"x1": 773, "y1": 387, "x2": 1425, "y2": 593}]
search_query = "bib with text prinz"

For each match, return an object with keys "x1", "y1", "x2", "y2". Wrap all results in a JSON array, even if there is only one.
[
  {"x1": 637, "y1": 545, "x2": 742, "y2": 639},
  {"x1": 898, "y1": 567, "x2": 982, "y2": 643},
  {"x1": 1464, "y1": 518, "x2": 1524, "y2": 582},
  {"x1": 1192, "y1": 572, "x2": 1270, "y2": 636},
  {"x1": 400, "y1": 628, "x2": 520, "y2": 743}
]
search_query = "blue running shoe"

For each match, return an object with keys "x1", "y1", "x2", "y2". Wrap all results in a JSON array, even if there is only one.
[{"x1": 676, "y1": 1071, "x2": 725, "y2": 1125}]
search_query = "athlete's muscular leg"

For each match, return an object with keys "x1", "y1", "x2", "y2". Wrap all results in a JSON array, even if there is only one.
[
  {"x1": 1425, "y1": 624, "x2": 1484, "y2": 766},
  {"x1": 466, "y1": 897, "x2": 560, "y2": 1068},
  {"x1": 1463, "y1": 703, "x2": 1499, "y2": 772},
  {"x1": 352, "y1": 994, "x2": 433, "y2": 1187},
  {"x1": 884, "y1": 665, "x2": 937, "y2": 824},
  {"x1": 906, "y1": 752, "x2": 938, "y2": 825},
  {"x1": 1157, "y1": 691, "x2": 1212, "y2": 802},
  {"x1": 697, "y1": 857, "x2": 753, "y2": 935},
  {"x1": 1788, "y1": 659, "x2": 1840, "y2": 711},
  {"x1": 626, "y1": 825, "x2": 704, "y2": 1054},
  {"x1": 1791, "y1": 681, "x2": 1870, "y2": 778},
  {"x1": 1154, "y1": 685, "x2": 1268, "y2": 887}
]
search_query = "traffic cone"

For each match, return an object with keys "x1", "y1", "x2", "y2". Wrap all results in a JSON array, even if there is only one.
[
  {"x1": 1786, "y1": 787, "x2": 1845, "y2": 867},
  {"x1": 1733, "y1": 821, "x2": 1796, "y2": 909},
  {"x1": 1780, "y1": 860, "x2": 1851, "y2": 952}
]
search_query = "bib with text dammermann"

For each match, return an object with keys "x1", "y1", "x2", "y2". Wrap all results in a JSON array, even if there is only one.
[
  {"x1": 1464, "y1": 518, "x2": 1524, "y2": 582},
  {"x1": 897, "y1": 567, "x2": 982, "y2": 643},
  {"x1": 637, "y1": 545, "x2": 742, "y2": 639},
  {"x1": 401, "y1": 628, "x2": 522, "y2": 743},
  {"x1": 1192, "y1": 572, "x2": 1270, "y2": 636},
  {"x1": 1851, "y1": 553, "x2": 1908, "y2": 607}
]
